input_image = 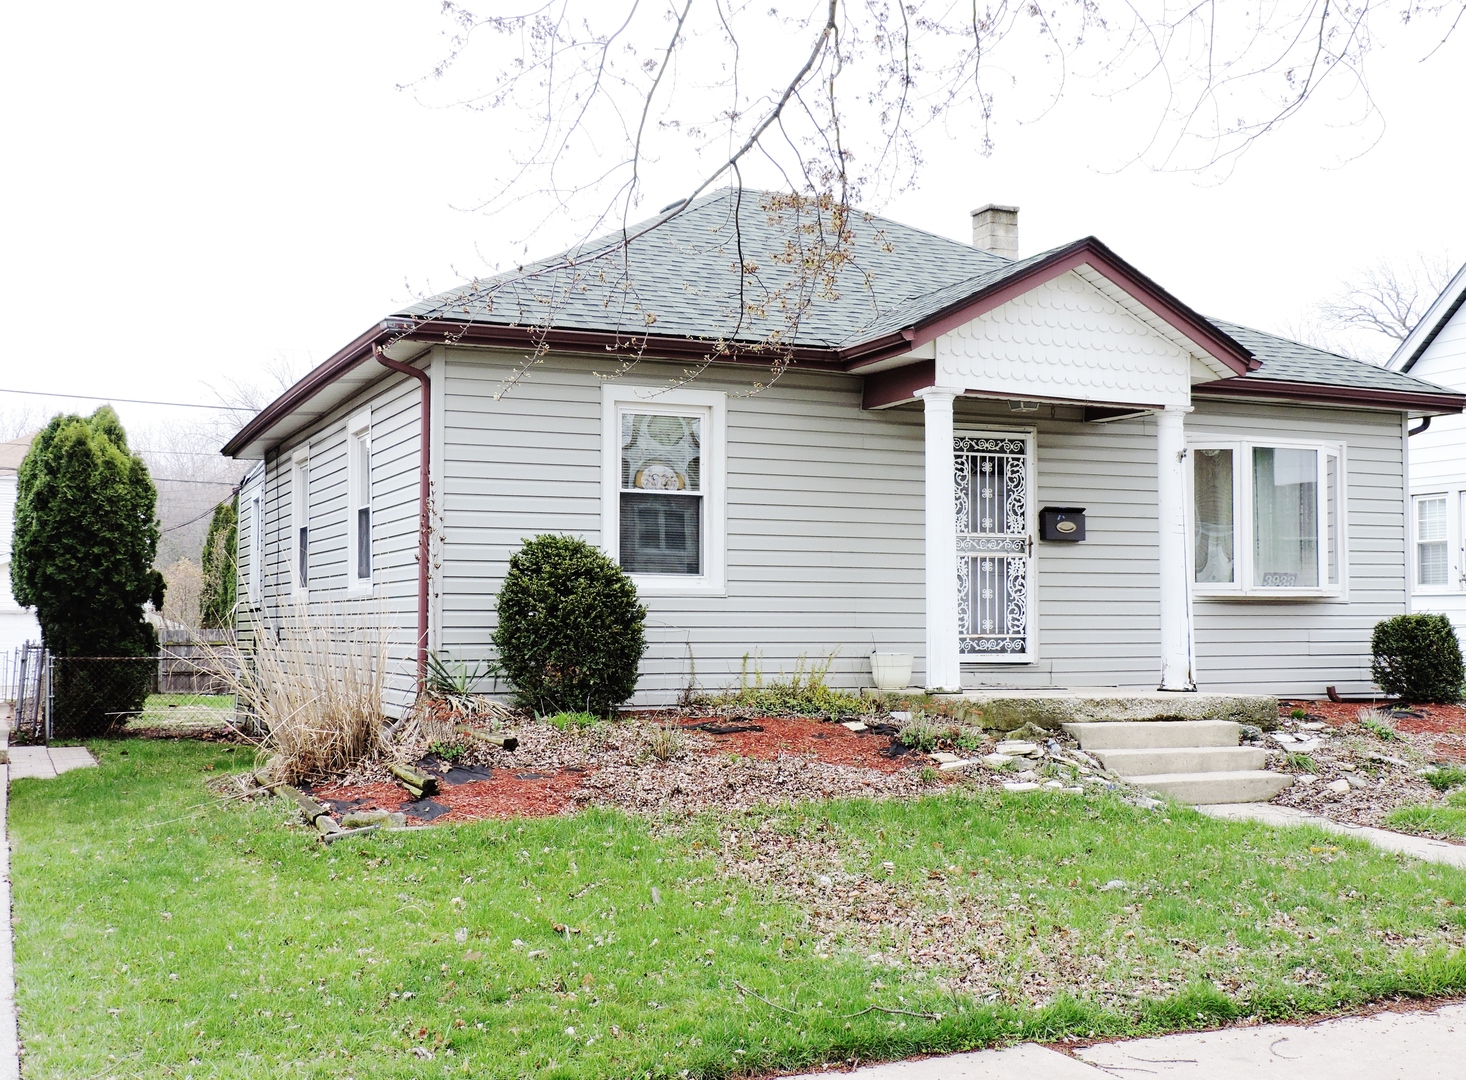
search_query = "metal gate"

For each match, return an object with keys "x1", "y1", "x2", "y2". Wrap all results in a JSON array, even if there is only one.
[{"x1": 954, "y1": 433, "x2": 1034, "y2": 659}]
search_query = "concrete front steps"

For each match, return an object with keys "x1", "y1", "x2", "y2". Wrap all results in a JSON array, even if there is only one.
[{"x1": 1064, "y1": 720, "x2": 1291, "y2": 805}]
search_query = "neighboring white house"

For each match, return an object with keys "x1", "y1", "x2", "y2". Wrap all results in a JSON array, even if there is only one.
[
  {"x1": 224, "y1": 193, "x2": 1465, "y2": 713},
  {"x1": 0, "y1": 433, "x2": 43, "y2": 658},
  {"x1": 1388, "y1": 261, "x2": 1466, "y2": 631}
]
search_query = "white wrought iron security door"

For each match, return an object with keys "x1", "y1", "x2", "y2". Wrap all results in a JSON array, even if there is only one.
[{"x1": 955, "y1": 433, "x2": 1034, "y2": 659}]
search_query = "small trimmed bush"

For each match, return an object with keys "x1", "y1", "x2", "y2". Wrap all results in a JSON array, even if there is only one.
[
  {"x1": 1371, "y1": 613, "x2": 1465, "y2": 703},
  {"x1": 493, "y1": 535, "x2": 647, "y2": 716}
]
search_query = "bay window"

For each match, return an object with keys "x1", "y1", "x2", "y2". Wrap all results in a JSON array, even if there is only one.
[
  {"x1": 1190, "y1": 440, "x2": 1344, "y2": 596},
  {"x1": 602, "y1": 386, "x2": 726, "y2": 594}
]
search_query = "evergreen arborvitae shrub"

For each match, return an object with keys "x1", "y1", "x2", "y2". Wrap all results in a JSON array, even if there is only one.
[
  {"x1": 492, "y1": 534, "x2": 646, "y2": 716},
  {"x1": 1371, "y1": 613, "x2": 1465, "y2": 703},
  {"x1": 10, "y1": 407, "x2": 165, "y2": 734},
  {"x1": 199, "y1": 495, "x2": 238, "y2": 629}
]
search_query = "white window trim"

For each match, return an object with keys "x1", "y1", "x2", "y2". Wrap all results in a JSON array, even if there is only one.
[
  {"x1": 955, "y1": 425, "x2": 1039, "y2": 665},
  {"x1": 602, "y1": 385, "x2": 726, "y2": 596},
  {"x1": 290, "y1": 445, "x2": 310, "y2": 600},
  {"x1": 247, "y1": 492, "x2": 263, "y2": 605},
  {"x1": 1412, "y1": 491, "x2": 1458, "y2": 595},
  {"x1": 1188, "y1": 437, "x2": 1347, "y2": 599},
  {"x1": 347, "y1": 409, "x2": 374, "y2": 597}
]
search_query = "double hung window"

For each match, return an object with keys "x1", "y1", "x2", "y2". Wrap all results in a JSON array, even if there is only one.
[
  {"x1": 247, "y1": 493, "x2": 263, "y2": 604},
  {"x1": 1415, "y1": 495, "x2": 1451, "y2": 588},
  {"x1": 347, "y1": 410, "x2": 372, "y2": 595},
  {"x1": 1191, "y1": 441, "x2": 1344, "y2": 596},
  {"x1": 602, "y1": 386, "x2": 725, "y2": 594},
  {"x1": 290, "y1": 446, "x2": 309, "y2": 597}
]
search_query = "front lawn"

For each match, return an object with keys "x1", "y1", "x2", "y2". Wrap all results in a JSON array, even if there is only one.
[
  {"x1": 1386, "y1": 788, "x2": 1466, "y2": 839},
  {"x1": 11, "y1": 740, "x2": 1466, "y2": 1079}
]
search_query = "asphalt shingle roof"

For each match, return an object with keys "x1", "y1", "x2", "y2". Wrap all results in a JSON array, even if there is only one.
[
  {"x1": 399, "y1": 189, "x2": 1013, "y2": 348},
  {"x1": 1210, "y1": 320, "x2": 1456, "y2": 396},
  {"x1": 399, "y1": 187, "x2": 1455, "y2": 399}
]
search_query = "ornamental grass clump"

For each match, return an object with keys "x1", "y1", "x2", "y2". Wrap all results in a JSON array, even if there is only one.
[
  {"x1": 492, "y1": 535, "x2": 647, "y2": 717},
  {"x1": 1371, "y1": 613, "x2": 1465, "y2": 703},
  {"x1": 219, "y1": 610, "x2": 386, "y2": 784}
]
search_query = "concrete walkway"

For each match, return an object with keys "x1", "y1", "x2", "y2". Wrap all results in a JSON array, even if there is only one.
[
  {"x1": 6, "y1": 746, "x2": 96, "y2": 782},
  {"x1": 1197, "y1": 802, "x2": 1466, "y2": 870},
  {"x1": 785, "y1": 1002, "x2": 1466, "y2": 1078}
]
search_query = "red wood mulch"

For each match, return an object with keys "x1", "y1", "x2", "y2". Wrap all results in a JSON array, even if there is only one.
[
  {"x1": 1278, "y1": 697, "x2": 1466, "y2": 761},
  {"x1": 689, "y1": 715, "x2": 911, "y2": 773},
  {"x1": 308, "y1": 716, "x2": 912, "y2": 825}
]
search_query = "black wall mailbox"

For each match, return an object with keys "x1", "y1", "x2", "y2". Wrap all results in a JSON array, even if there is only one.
[{"x1": 1039, "y1": 506, "x2": 1086, "y2": 542}]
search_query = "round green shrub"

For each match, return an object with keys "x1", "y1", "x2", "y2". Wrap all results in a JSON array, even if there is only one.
[
  {"x1": 1371, "y1": 614, "x2": 1465, "y2": 703},
  {"x1": 492, "y1": 535, "x2": 647, "y2": 716}
]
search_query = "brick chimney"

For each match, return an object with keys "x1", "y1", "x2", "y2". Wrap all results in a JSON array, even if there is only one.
[{"x1": 971, "y1": 204, "x2": 1019, "y2": 260}]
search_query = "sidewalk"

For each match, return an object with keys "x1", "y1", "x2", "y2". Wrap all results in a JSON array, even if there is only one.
[
  {"x1": 6, "y1": 746, "x2": 96, "y2": 782},
  {"x1": 785, "y1": 1002, "x2": 1466, "y2": 1079},
  {"x1": 1197, "y1": 801, "x2": 1466, "y2": 869}
]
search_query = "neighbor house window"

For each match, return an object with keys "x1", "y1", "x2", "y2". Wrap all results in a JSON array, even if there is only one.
[
  {"x1": 602, "y1": 386, "x2": 726, "y2": 594},
  {"x1": 1190, "y1": 440, "x2": 1344, "y2": 596},
  {"x1": 347, "y1": 410, "x2": 372, "y2": 595},
  {"x1": 1416, "y1": 495, "x2": 1449, "y2": 587},
  {"x1": 290, "y1": 446, "x2": 309, "y2": 597}
]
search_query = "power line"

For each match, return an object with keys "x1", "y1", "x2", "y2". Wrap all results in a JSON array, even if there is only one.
[
  {"x1": 0, "y1": 387, "x2": 254, "y2": 412},
  {"x1": 154, "y1": 477, "x2": 241, "y2": 486},
  {"x1": 163, "y1": 503, "x2": 229, "y2": 534}
]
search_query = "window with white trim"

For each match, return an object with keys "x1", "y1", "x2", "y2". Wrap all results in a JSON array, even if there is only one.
[
  {"x1": 347, "y1": 410, "x2": 372, "y2": 594},
  {"x1": 602, "y1": 386, "x2": 725, "y2": 594},
  {"x1": 290, "y1": 446, "x2": 309, "y2": 597},
  {"x1": 1416, "y1": 495, "x2": 1449, "y2": 587},
  {"x1": 247, "y1": 493, "x2": 263, "y2": 604},
  {"x1": 1190, "y1": 440, "x2": 1344, "y2": 596}
]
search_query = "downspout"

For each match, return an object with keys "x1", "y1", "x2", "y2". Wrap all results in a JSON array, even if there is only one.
[
  {"x1": 1408, "y1": 416, "x2": 1432, "y2": 436},
  {"x1": 374, "y1": 346, "x2": 430, "y2": 689}
]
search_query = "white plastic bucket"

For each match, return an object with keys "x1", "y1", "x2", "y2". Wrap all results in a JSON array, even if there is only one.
[{"x1": 869, "y1": 652, "x2": 914, "y2": 692}]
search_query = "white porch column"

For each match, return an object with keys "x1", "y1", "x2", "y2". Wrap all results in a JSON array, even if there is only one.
[
  {"x1": 915, "y1": 386, "x2": 962, "y2": 692},
  {"x1": 1156, "y1": 404, "x2": 1197, "y2": 691}
]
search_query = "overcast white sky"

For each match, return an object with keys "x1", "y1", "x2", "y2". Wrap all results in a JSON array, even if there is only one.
[{"x1": 3, "y1": 1, "x2": 1464, "y2": 448}]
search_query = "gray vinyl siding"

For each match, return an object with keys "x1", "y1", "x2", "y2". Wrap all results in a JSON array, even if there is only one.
[
  {"x1": 234, "y1": 373, "x2": 425, "y2": 714},
  {"x1": 437, "y1": 350, "x2": 926, "y2": 702},
  {"x1": 1187, "y1": 399, "x2": 1406, "y2": 696},
  {"x1": 439, "y1": 352, "x2": 1406, "y2": 702},
  {"x1": 237, "y1": 343, "x2": 1408, "y2": 707}
]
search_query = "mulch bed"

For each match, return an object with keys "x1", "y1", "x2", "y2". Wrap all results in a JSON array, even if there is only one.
[
  {"x1": 686, "y1": 715, "x2": 911, "y2": 773},
  {"x1": 301, "y1": 714, "x2": 946, "y2": 826},
  {"x1": 1270, "y1": 698, "x2": 1466, "y2": 833}
]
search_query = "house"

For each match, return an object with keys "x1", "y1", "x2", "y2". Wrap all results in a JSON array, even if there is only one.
[
  {"x1": 1, "y1": 433, "x2": 43, "y2": 657},
  {"x1": 222, "y1": 193, "x2": 1464, "y2": 714},
  {"x1": 1387, "y1": 260, "x2": 1466, "y2": 631}
]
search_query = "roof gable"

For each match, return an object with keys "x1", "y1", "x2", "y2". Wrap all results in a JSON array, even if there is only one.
[
  {"x1": 934, "y1": 269, "x2": 1198, "y2": 409},
  {"x1": 1389, "y1": 260, "x2": 1466, "y2": 375}
]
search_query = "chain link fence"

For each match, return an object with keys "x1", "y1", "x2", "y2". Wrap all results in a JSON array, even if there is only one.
[
  {"x1": 2, "y1": 642, "x2": 47, "y2": 742},
  {"x1": 4, "y1": 640, "x2": 242, "y2": 742}
]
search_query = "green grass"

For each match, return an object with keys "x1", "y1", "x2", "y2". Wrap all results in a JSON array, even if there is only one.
[
  {"x1": 1385, "y1": 788, "x2": 1466, "y2": 839},
  {"x1": 1285, "y1": 753, "x2": 1317, "y2": 772},
  {"x1": 544, "y1": 711, "x2": 601, "y2": 730},
  {"x1": 11, "y1": 740, "x2": 1466, "y2": 1080},
  {"x1": 1427, "y1": 766, "x2": 1466, "y2": 793},
  {"x1": 130, "y1": 694, "x2": 235, "y2": 730}
]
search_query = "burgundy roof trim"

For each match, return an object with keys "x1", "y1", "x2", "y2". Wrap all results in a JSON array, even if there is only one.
[
  {"x1": 899, "y1": 238, "x2": 1259, "y2": 377},
  {"x1": 220, "y1": 323, "x2": 387, "y2": 457},
  {"x1": 1194, "y1": 377, "x2": 1466, "y2": 413}
]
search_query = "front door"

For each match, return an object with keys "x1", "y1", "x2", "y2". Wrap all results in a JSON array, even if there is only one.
[{"x1": 954, "y1": 432, "x2": 1034, "y2": 660}]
